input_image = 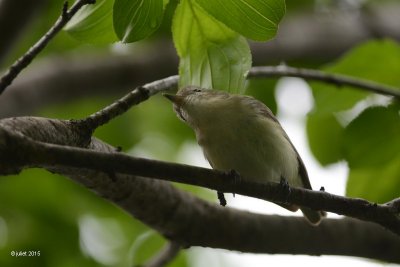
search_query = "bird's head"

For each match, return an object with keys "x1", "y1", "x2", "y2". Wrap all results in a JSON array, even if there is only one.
[{"x1": 164, "y1": 86, "x2": 231, "y2": 127}]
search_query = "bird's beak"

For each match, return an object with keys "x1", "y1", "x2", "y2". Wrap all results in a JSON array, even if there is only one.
[{"x1": 163, "y1": 94, "x2": 184, "y2": 106}]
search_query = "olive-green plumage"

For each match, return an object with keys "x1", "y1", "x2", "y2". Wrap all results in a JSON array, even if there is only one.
[{"x1": 165, "y1": 86, "x2": 324, "y2": 225}]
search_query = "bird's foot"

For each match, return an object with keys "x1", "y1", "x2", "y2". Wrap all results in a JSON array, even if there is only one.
[
  {"x1": 279, "y1": 176, "x2": 291, "y2": 200},
  {"x1": 107, "y1": 171, "x2": 117, "y2": 182},
  {"x1": 217, "y1": 191, "x2": 227, "y2": 207},
  {"x1": 229, "y1": 169, "x2": 242, "y2": 197}
]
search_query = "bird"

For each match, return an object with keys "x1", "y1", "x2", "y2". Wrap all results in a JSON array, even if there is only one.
[{"x1": 164, "y1": 85, "x2": 325, "y2": 225}]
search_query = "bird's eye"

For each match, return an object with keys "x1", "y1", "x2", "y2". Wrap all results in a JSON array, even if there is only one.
[{"x1": 193, "y1": 88, "x2": 201, "y2": 93}]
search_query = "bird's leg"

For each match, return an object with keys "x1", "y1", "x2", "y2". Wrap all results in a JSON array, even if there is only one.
[
  {"x1": 279, "y1": 176, "x2": 291, "y2": 202},
  {"x1": 217, "y1": 170, "x2": 241, "y2": 206},
  {"x1": 228, "y1": 169, "x2": 241, "y2": 198},
  {"x1": 217, "y1": 191, "x2": 227, "y2": 206}
]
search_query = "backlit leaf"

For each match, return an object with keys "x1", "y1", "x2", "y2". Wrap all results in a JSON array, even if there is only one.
[
  {"x1": 172, "y1": 0, "x2": 251, "y2": 93},
  {"x1": 65, "y1": 0, "x2": 117, "y2": 44},
  {"x1": 113, "y1": 0, "x2": 164, "y2": 43},
  {"x1": 195, "y1": 0, "x2": 285, "y2": 41}
]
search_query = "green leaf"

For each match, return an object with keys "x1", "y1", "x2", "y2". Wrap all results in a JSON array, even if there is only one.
[
  {"x1": 307, "y1": 40, "x2": 400, "y2": 166},
  {"x1": 163, "y1": 0, "x2": 170, "y2": 8},
  {"x1": 306, "y1": 112, "x2": 345, "y2": 166},
  {"x1": 172, "y1": 0, "x2": 251, "y2": 93},
  {"x1": 343, "y1": 105, "x2": 400, "y2": 168},
  {"x1": 65, "y1": 0, "x2": 117, "y2": 44},
  {"x1": 195, "y1": 0, "x2": 285, "y2": 41},
  {"x1": 113, "y1": 0, "x2": 164, "y2": 43},
  {"x1": 346, "y1": 155, "x2": 400, "y2": 203},
  {"x1": 311, "y1": 39, "x2": 400, "y2": 114},
  {"x1": 245, "y1": 78, "x2": 278, "y2": 115}
]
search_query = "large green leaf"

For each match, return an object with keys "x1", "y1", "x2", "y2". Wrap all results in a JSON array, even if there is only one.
[
  {"x1": 65, "y1": 0, "x2": 117, "y2": 44},
  {"x1": 346, "y1": 155, "x2": 400, "y2": 203},
  {"x1": 113, "y1": 0, "x2": 164, "y2": 43},
  {"x1": 311, "y1": 39, "x2": 400, "y2": 114},
  {"x1": 306, "y1": 112, "x2": 345, "y2": 166},
  {"x1": 343, "y1": 105, "x2": 400, "y2": 169},
  {"x1": 245, "y1": 78, "x2": 278, "y2": 115},
  {"x1": 307, "y1": 40, "x2": 400, "y2": 166},
  {"x1": 172, "y1": 0, "x2": 251, "y2": 93},
  {"x1": 195, "y1": 0, "x2": 285, "y2": 41},
  {"x1": 345, "y1": 104, "x2": 400, "y2": 202}
]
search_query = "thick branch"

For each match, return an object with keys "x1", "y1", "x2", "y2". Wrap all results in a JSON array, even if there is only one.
[
  {"x1": 0, "y1": 0, "x2": 95, "y2": 94},
  {"x1": 249, "y1": 65, "x2": 400, "y2": 98},
  {"x1": 26, "y1": 140, "x2": 400, "y2": 236},
  {"x1": 0, "y1": 120, "x2": 399, "y2": 236},
  {"x1": 0, "y1": 117, "x2": 399, "y2": 262},
  {"x1": 1, "y1": 71, "x2": 398, "y2": 233}
]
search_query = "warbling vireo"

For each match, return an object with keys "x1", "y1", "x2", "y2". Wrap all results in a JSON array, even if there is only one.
[{"x1": 164, "y1": 86, "x2": 325, "y2": 225}]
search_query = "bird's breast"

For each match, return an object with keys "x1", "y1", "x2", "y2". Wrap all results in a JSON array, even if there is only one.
[{"x1": 195, "y1": 116, "x2": 299, "y2": 185}]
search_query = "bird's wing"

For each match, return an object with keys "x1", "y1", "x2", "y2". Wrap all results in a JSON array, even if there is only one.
[
  {"x1": 286, "y1": 137, "x2": 312, "y2": 190},
  {"x1": 246, "y1": 96, "x2": 325, "y2": 224},
  {"x1": 247, "y1": 96, "x2": 313, "y2": 190}
]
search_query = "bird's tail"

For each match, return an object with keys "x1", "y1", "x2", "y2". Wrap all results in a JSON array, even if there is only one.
[{"x1": 301, "y1": 207, "x2": 326, "y2": 226}]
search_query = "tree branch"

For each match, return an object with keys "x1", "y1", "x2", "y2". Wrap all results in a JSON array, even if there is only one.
[
  {"x1": 0, "y1": 0, "x2": 95, "y2": 94},
  {"x1": 74, "y1": 66, "x2": 399, "y2": 133},
  {"x1": 0, "y1": 117, "x2": 400, "y2": 262},
  {"x1": 249, "y1": 65, "x2": 400, "y2": 99},
  {"x1": 83, "y1": 75, "x2": 179, "y2": 130},
  {"x1": 0, "y1": 119, "x2": 399, "y2": 236},
  {"x1": 0, "y1": 117, "x2": 399, "y2": 262},
  {"x1": 2, "y1": 72, "x2": 398, "y2": 234}
]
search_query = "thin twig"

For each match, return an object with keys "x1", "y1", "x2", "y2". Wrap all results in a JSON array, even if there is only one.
[
  {"x1": 1, "y1": 127, "x2": 398, "y2": 236},
  {"x1": 79, "y1": 65, "x2": 400, "y2": 132},
  {"x1": 141, "y1": 242, "x2": 181, "y2": 267},
  {"x1": 82, "y1": 75, "x2": 178, "y2": 130},
  {"x1": 0, "y1": 0, "x2": 95, "y2": 94},
  {"x1": 248, "y1": 65, "x2": 400, "y2": 99}
]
